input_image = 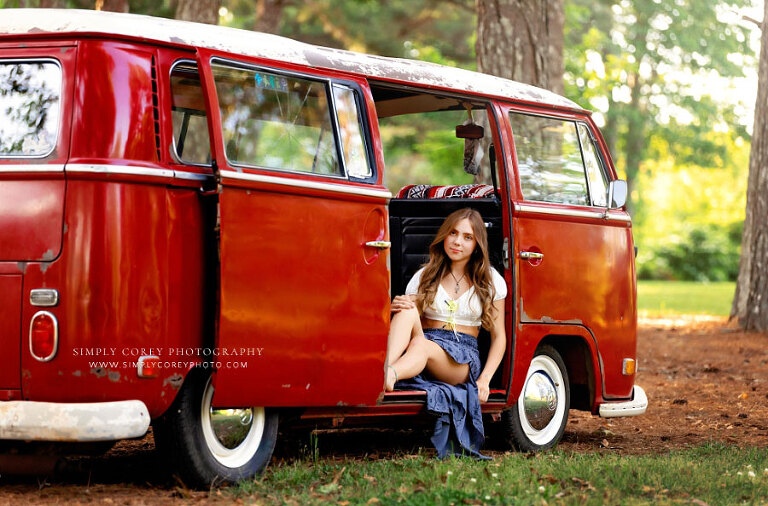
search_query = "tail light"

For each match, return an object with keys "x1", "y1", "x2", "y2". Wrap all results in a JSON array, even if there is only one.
[
  {"x1": 30, "y1": 311, "x2": 58, "y2": 362},
  {"x1": 137, "y1": 356, "x2": 160, "y2": 378}
]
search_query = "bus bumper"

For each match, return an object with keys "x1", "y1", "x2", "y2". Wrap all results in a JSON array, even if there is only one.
[
  {"x1": 599, "y1": 385, "x2": 648, "y2": 418},
  {"x1": 0, "y1": 400, "x2": 150, "y2": 441}
]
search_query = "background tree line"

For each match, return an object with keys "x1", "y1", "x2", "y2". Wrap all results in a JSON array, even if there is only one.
[{"x1": 2, "y1": 0, "x2": 766, "y2": 329}]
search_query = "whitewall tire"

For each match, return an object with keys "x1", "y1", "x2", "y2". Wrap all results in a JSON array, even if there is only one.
[
  {"x1": 502, "y1": 345, "x2": 570, "y2": 451},
  {"x1": 153, "y1": 369, "x2": 278, "y2": 488}
]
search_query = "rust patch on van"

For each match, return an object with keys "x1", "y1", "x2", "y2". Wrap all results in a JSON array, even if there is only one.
[
  {"x1": 163, "y1": 374, "x2": 183, "y2": 389},
  {"x1": 89, "y1": 368, "x2": 122, "y2": 382},
  {"x1": 41, "y1": 249, "x2": 56, "y2": 261},
  {"x1": 72, "y1": 370, "x2": 82, "y2": 377},
  {"x1": 16, "y1": 262, "x2": 27, "y2": 274},
  {"x1": 519, "y1": 302, "x2": 531, "y2": 323},
  {"x1": 519, "y1": 299, "x2": 583, "y2": 325}
]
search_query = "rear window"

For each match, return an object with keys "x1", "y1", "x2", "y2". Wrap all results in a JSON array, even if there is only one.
[
  {"x1": 0, "y1": 61, "x2": 61, "y2": 157},
  {"x1": 170, "y1": 62, "x2": 211, "y2": 166}
]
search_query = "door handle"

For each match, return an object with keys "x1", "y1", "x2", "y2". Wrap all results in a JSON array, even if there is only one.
[
  {"x1": 519, "y1": 251, "x2": 543, "y2": 260},
  {"x1": 365, "y1": 241, "x2": 391, "y2": 249}
]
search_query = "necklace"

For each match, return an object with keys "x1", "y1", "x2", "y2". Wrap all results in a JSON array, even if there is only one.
[{"x1": 448, "y1": 270, "x2": 465, "y2": 296}]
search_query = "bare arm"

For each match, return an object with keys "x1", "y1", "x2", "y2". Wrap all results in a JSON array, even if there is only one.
[{"x1": 476, "y1": 298, "x2": 506, "y2": 403}]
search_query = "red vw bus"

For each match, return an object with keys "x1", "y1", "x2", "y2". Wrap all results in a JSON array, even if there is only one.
[{"x1": 0, "y1": 9, "x2": 646, "y2": 486}]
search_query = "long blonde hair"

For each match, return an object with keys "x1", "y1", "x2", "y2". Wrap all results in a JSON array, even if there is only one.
[{"x1": 417, "y1": 208, "x2": 497, "y2": 329}]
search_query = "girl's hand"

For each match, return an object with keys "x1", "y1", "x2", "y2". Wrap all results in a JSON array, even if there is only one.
[
  {"x1": 477, "y1": 378, "x2": 490, "y2": 403},
  {"x1": 391, "y1": 295, "x2": 416, "y2": 313}
]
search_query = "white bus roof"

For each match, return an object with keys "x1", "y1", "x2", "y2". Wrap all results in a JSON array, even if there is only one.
[{"x1": 1, "y1": 8, "x2": 583, "y2": 111}]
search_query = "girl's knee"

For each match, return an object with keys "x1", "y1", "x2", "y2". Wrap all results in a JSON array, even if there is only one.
[
  {"x1": 392, "y1": 305, "x2": 420, "y2": 323},
  {"x1": 407, "y1": 334, "x2": 429, "y2": 351}
]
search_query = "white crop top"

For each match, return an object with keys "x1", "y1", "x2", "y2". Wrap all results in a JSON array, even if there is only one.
[{"x1": 405, "y1": 267, "x2": 507, "y2": 327}]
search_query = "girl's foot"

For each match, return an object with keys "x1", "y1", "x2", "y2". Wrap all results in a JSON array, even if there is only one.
[{"x1": 385, "y1": 365, "x2": 398, "y2": 391}]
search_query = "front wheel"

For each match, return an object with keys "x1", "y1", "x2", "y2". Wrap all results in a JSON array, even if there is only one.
[
  {"x1": 153, "y1": 369, "x2": 278, "y2": 488},
  {"x1": 501, "y1": 345, "x2": 570, "y2": 451}
]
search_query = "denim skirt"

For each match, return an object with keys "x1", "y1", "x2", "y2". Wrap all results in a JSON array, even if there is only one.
[
  {"x1": 422, "y1": 327, "x2": 481, "y2": 382},
  {"x1": 396, "y1": 327, "x2": 488, "y2": 459}
]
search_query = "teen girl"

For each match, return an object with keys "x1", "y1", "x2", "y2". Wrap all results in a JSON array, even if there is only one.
[{"x1": 385, "y1": 207, "x2": 506, "y2": 457}]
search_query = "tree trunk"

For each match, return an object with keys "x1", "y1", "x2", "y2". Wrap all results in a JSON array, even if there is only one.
[
  {"x1": 176, "y1": 0, "x2": 221, "y2": 25},
  {"x1": 731, "y1": 6, "x2": 768, "y2": 331},
  {"x1": 254, "y1": 0, "x2": 287, "y2": 34},
  {"x1": 95, "y1": 0, "x2": 128, "y2": 11},
  {"x1": 475, "y1": 0, "x2": 564, "y2": 94},
  {"x1": 39, "y1": 0, "x2": 66, "y2": 7},
  {"x1": 622, "y1": 71, "x2": 647, "y2": 215}
]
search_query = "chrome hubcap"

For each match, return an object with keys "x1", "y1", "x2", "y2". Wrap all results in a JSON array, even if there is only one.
[
  {"x1": 209, "y1": 408, "x2": 254, "y2": 449},
  {"x1": 523, "y1": 371, "x2": 558, "y2": 430}
]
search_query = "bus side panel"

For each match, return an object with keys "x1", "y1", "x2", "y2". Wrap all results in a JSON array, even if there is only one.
[
  {"x1": 19, "y1": 41, "x2": 209, "y2": 419},
  {"x1": 0, "y1": 275, "x2": 22, "y2": 390},
  {"x1": 20, "y1": 180, "x2": 171, "y2": 417}
]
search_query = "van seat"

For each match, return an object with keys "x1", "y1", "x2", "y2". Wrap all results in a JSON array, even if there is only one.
[{"x1": 396, "y1": 184, "x2": 496, "y2": 199}]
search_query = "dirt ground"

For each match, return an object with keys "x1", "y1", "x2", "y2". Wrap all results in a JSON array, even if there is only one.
[{"x1": 1, "y1": 317, "x2": 767, "y2": 504}]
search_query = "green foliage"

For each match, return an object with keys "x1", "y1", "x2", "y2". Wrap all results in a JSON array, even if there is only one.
[
  {"x1": 564, "y1": 0, "x2": 756, "y2": 197},
  {"x1": 226, "y1": 0, "x2": 476, "y2": 68},
  {"x1": 228, "y1": 444, "x2": 768, "y2": 504},
  {"x1": 638, "y1": 223, "x2": 742, "y2": 282},
  {"x1": 633, "y1": 133, "x2": 749, "y2": 281},
  {"x1": 125, "y1": 0, "x2": 175, "y2": 18},
  {"x1": 0, "y1": 0, "x2": 182, "y2": 18}
]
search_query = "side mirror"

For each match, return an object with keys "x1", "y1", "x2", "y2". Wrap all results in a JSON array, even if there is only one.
[{"x1": 606, "y1": 179, "x2": 627, "y2": 209}]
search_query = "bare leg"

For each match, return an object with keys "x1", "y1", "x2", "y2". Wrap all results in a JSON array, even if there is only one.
[
  {"x1": 386, "y1": 306, "x2": 423, "y2": 366},
  {"x1": 386, "y1": 335, "x2": 470, "y2": 391}
]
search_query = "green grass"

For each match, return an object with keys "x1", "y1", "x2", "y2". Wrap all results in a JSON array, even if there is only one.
[
  {"x1": 637, "y1": 280, "x2": 735, "y2": 316},
  {"x1": 228, "y1": 444, "x2": 768, "y2": 504}
]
